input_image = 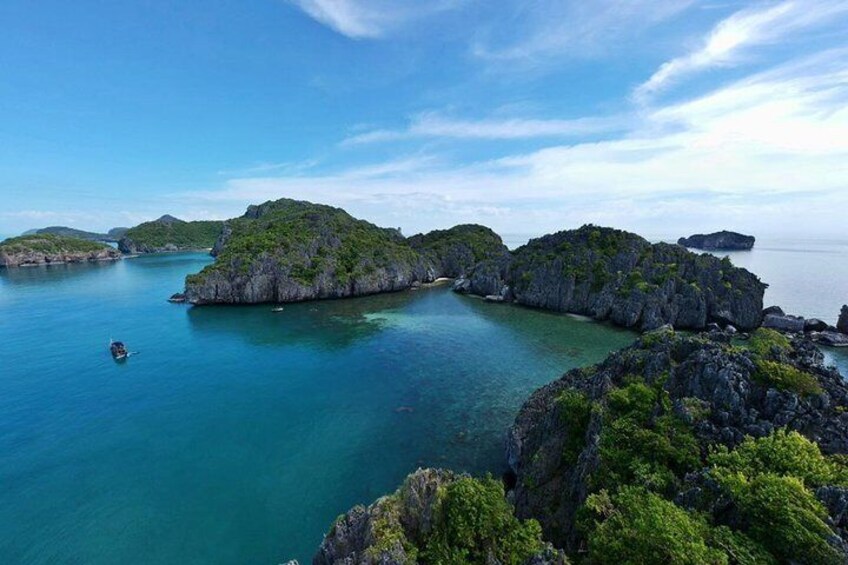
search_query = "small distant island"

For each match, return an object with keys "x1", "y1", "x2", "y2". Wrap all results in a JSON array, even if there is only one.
[
  {"x1": 22, "y1": 225, "x2": 128, "y2": 243},
  {"x1": 678, "y1": 230, "x2": 755, "y2": 251},
  {"x1": 0, "y1": 234, "x2": 121, "y2": 267},
  {"x1": 118, "y1": 215, "x2": 224, "y2": 254}
]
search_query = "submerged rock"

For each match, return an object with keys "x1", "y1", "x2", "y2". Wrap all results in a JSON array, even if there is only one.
[
  {"x1": 678, "y1": 230, "x2": 755, "y2": 251},
  {"x1": 457, "y1": 225, "x2": 765, "y2": 331}
]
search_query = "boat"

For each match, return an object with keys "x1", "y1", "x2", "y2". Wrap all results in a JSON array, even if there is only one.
[
  {"x1": 271, "y1": 306, "x2": 284, "y2": 313},
  {"x1": 110, "y1": 339, "x2": 128, "y2": 360}
]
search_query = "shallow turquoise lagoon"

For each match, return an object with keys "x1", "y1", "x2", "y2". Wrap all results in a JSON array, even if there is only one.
[{"x1": 0, "y1": 253, "x2": 638, "y2": 563}]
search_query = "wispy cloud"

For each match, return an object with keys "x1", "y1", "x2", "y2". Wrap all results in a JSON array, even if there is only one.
[
  {"x1": 187, "y1": 48, "x2": 848, "y2": 236},
  {"x1": 471, "y1": 0, "x2": 694, "y2": 64},
  {"x1": 288, "y1": 0, "x2": 462, "y2": 39},
  {"x1": 343, "y1": 112, "x2": 628, "y2": 145},
  {"x1": 635, "y1": 0, "x2": 848, "y2": 101}
]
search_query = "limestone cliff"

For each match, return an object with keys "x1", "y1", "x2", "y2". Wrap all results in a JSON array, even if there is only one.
[{"x1": 0, "y1": 234, "x2": 121, "y2": 267}]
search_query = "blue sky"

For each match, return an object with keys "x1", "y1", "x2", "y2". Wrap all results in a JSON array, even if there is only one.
[{"x1": 1, "y1": 0, "x2": 847, "y2": 238}]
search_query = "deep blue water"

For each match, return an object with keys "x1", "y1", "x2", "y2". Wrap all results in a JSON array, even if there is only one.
[{"x1": 0, "y1": 254, "x2": 636, "y2": 563}]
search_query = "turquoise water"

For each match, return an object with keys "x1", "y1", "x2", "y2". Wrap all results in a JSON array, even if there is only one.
[{"x1": 0, "y1": 253, "x2": 636, "y2": 563}]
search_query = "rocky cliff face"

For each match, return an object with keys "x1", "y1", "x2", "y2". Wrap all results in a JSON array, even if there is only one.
[
  {"x1": 455, "y1": 225, "x2": 765, "y2": 331},
  {"x1": 678, "y1": 230, "x2": 755, "y2": 250},
  {"x1": 0, "y1": 234, "x2": 121, "y2": 267},
  {"x1": 118, "y1": 215, "x2": 223, "y2": 254},
  {"x1": 184, "y1": 200, "x2": 508, "y2": 305},
  {"x1": 507, "y1": 328, "x2": 848, "y2": 557},
  {"x1": 407, "y1": 224, "x2": 509, "y2": 278},
  {"x1": 315, "y1": 468, "x2": 568, "y2": 565}
]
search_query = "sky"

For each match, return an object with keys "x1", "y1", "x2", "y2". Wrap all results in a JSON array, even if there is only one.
[{"x1": 1, "y1": 0, "x2": 847, "y2": 238}]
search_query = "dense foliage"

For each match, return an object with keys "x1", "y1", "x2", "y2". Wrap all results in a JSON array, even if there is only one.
[
  {"x1": 189, "y1": 199, "x2": 418, "y2": 286},
  {"x1": 423, "y1": 476, "x2": 544, "y2": 564},
  {"x1": 0, "y1": 233, "x2": 111, "y2": 254},
  {"x1": 746, "y1": 328, "x2": 823, "y2": 395},
  {"x1": 408, "y1": 224, "x2": 507, "y2": 271},
  {"x1": 123, "y1": 218, "x2": 222, "y2": 249}
]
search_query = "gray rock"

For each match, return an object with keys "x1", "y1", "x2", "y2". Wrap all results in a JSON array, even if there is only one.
[
  {"x1": 806, "y1": 318, "x2": 830, "y2": 332},
  {"x1": 839, "y1": 306, "x2": 848, "y2": 334},
  {"x1": 763, "y1": 313, "x2": 806, "y2": 333},
  {"x1": 763, "y1": 305, "x2": 785, "y2": 317},
  {"x1": 814, "y1": 331, "x2": 848, "y2": 347}
]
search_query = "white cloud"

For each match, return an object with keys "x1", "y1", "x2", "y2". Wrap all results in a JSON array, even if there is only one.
[
  {"x1": 186, "y1": 49, "x2": 848, "y2": 237},
  {"x1": 471, "y1": 0, "x2": 694, "y2": 63},
  {"x1": 288, "y1": 0, "x2": 461, "y2": 39},
  {"x1": 343, "y1": 112, "x2": 627, "y2": 145},
  {"x1": 636, "y1": 0, "x2": 848, "y2": 100}
]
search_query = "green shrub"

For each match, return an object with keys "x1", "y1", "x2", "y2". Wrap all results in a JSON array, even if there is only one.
[
  {"x1": 709, "y1": 430, "x2": 848, "y2": 487},
  {"x1": 754, "y1": 360, "x2": 822, "y2": 396},
  {"x1": 707, "y1": 526, "x2": 775, "y2": 565},
  {"x1": 596, "y1": 381, "x2": 700, "y2": 495},
  {"x1": 556, "y1": 390, "x2": 592, "y2": 465},
  {"x1": 584, "y1": 487, "x2": 726, "y2": 565},
  {"x1": 747, "y1": 328, "x2": 791, "y2": 358},
  {"x1": 424, "y1": 476, "x2": 543, "y2": 565},
  {"x1": 716, "y1": 473, "x2": 842, "y2": 564},
  {"x1": 0, "y1": 233, "x2": 110, "y2": 254}
]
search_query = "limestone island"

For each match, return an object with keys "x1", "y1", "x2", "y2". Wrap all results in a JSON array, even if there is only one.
[
  {"x1": 118, "y1": 215, "x2": 223, "y2": 254},
  {"x1": 316, "y1": 327, "x2": 848, "y2": 564},
  {"x1": 183, "y1": 198, "x2": 506, "y2": 304},
  {"x1": 454, "y1": 225, "x2": 766, "y2": 331},
  {"x1": 22, "y1": 225, "x2": 128, "y2": 243},
  {"x1": 0, "y1": 234, "x2": 122, "y2": 267},
  {"x1": 678, "y1": 230, "x2": 755, "y2": 251}
]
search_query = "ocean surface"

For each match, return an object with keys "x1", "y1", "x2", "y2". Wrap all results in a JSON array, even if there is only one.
[{"x1": 1, "y1": 239, "x2": 846, "y2": 564}]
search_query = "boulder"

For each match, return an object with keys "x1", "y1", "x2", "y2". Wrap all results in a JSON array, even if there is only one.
[
  {"x1": 763, "y1": 313, "x2": 806, "y2": 333},
  {"x1": 813, "y1": 331, "x2": 848, "y2": 347},
  {"x1": 805, "y1": 318, "x2": 830, "y2": 332},
  {"x1": 763, "y1": 305, "x2": 785, "y2": 317},
  {"x1": 839, "y1": 306, "x2": 848, "y2": 334}
]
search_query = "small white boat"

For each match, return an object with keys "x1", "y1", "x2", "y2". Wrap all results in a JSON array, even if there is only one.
[{"x1": 271, "y1": 306, "x2": 285, "y2": 313}]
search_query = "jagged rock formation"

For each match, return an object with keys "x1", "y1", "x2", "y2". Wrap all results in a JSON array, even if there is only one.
[
  {"x1": 760, "y1": 305, "x2": 848, "y2": 347},
  {"x1": 315, "y1": 468, "x2": 568, "y2": 565},
  {"x1": 455, "y1": 225, "x2": 766, "y2": 331},
  {"x1": 407, "y1": 224, "x2": 508, "y2": 278},
  {"x1": 839, "y1": 306, "x2": 848, "y2": 335},
  {"x1": 118, "y1": 215, "x2": 223, "y2": 254},
  {"x1": 678, "y1": 230, "x2": 755, "y2": 251},
  {"x1": 507, "y1": 328, "x2": 848, "y2": 560},
  {"x1": 183, "y1": 199, "x2": 508, "y2": 305},
  {"x1": 0, "y1": 234, "x2": 121, "y2": 267}
]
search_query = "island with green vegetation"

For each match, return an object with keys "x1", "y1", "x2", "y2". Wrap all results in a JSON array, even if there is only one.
[
  {"x1": 183, "y1": 199, "x2": 508, "y2": 304},
  {"x1": 317, "y1": 327, "x2": 848, "y2": 564},
  {"x1": 454, "y1": 225, "x2": 766, "y2": 331},
  {"x1": 0, "y1": 234, "x2": 121, "y2": 267},
  {"x1": 118, "y1": 215, "x2": 223, "y2": 254},
  {"x1": 22, "y1": 225, "x2": 128, "y2": 243}
]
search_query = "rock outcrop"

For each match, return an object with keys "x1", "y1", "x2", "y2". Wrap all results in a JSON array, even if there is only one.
[
  {"x1": 183, "y1": 199, "x2": 508, "y2": 305},
  {"x1": 455, "y1": 225, "x2": 766, "y2": 331},
  {"x1": 0, "y1": 234, "x2": 121, "y2": 267},
  {"x1": 839, "y1": 306, "x2": 848, "y2": 334},
  {"x1": 678, "y1": 230, "x2": 755, "y2": 251},
  {"x1": 315, "y1": 468, "x2": 568, "y2": 565},
  {"x1": 118, "y1": 215, "x2": 223, "y2": 254},
  {"x1": 407, "y1": 224, "x2": 508, "y2": 278},
  {"x1": 507, "y1": 328, "x2": 848, "y2": 557}
]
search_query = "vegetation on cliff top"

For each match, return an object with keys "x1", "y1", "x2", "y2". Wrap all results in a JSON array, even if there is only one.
[
  {"x1": 408, "y1": 224, "x2": 507, "y2": 264},
  {"x1": 122, "y1": 216, "x2": 223, "y2": 250},
  {"x1": 188, "y1": 199, "x2": 419, "y2": 287},
  {"x1": 0, "y1": 233, "x2": 112, "y2": 254}
]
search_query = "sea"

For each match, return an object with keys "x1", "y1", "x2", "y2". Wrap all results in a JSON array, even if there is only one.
[{"x1": 0, "y1": 235, "x2": 846, "y2": 563}]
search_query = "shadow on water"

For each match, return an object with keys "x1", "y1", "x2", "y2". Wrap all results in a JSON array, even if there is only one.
[{"x1": 185, "y1": 286, "x2": 424, "y2": 351}]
